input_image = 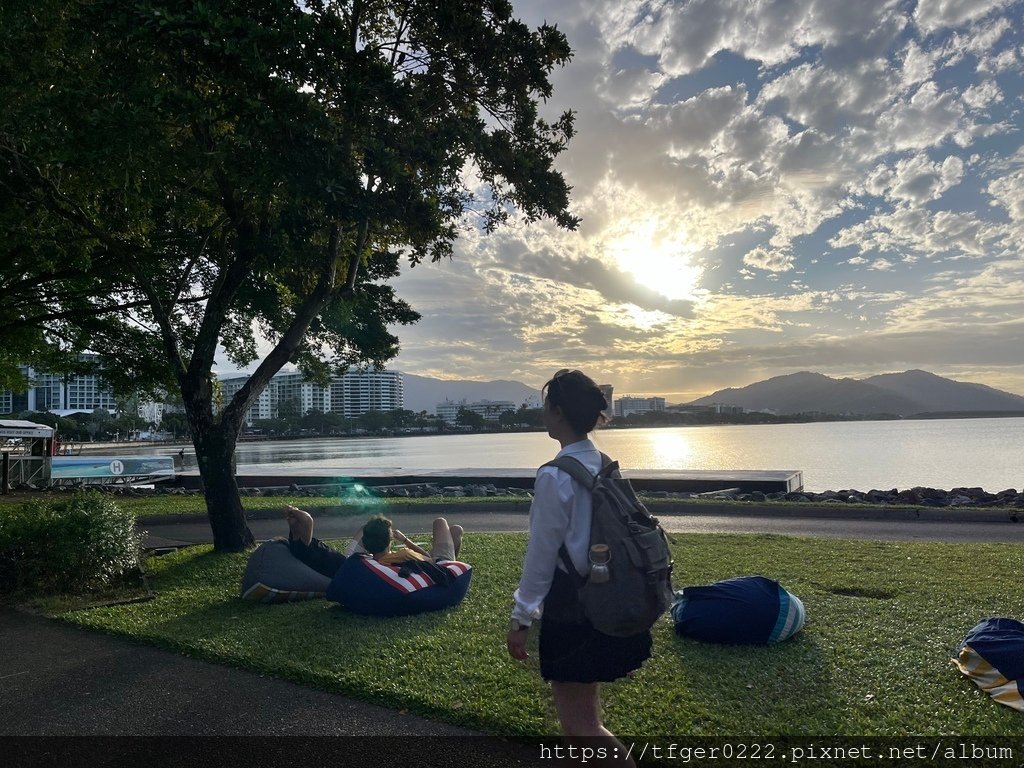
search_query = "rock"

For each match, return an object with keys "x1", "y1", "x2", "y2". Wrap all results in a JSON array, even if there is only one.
[
  {"x1": 784, "y1": 492, "x2": 809, "y2": 502},
  {"x1": 947, "y1": 495, "x2": 974, "y2": 506},
  {"x1": 909, "y1": 486, "x2": 946, "y2": 501}
]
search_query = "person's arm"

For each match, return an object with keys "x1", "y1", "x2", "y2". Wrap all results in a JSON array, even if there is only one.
[
  {"x1": 392, "y1": 529, "x2": 431, "y2": 559},
  {"x1": 344, "y1": 531, "x2": 366, "y2": 556},
  {"x1": 507, "y1": 468, "x2": 572, "y2": 660}
]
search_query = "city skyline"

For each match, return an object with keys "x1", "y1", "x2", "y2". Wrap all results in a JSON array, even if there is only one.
[{"x1": 301, "y1": 0, "x2": 1024, "y2": 404}]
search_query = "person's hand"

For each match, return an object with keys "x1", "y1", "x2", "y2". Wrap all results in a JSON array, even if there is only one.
[{"x1": 507, "y1": 627, "x2": 529, "y2": 660}]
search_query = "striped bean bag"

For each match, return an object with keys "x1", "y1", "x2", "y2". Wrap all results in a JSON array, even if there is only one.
[
  {"x1": 671, "y1": 575, "x2": 805, "y2": 645},
  {"x1": 954, "y1": 617, "x2": 1024, "y2": 711},
  {"x1": 327, "y1": 554, "x2": 472, "y2": 616}
]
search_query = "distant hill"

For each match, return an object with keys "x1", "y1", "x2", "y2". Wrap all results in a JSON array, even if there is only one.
[
  {"x1": 401, "y1": 373, "x2": 539, "y2": 414},
  {"x1": 687, "y1": 370, "x2": 1024, "y2": 416}
]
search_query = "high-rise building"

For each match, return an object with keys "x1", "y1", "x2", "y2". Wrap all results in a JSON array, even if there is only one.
[
  {"x1": 328, "y1": 370, "x2": 403, "y2": 418},
  {"x1": 220, "y1": 377, "x2": 274, "y2": 424},
  {"x1": 274, "y1": 372, "x2": 331, "y2": 416},
  {"x1": 216, "y1": 369, "x2": 403, "y2": 425},
  {"x1": 435, "y1": 398, "x2": 515, "y2": 424},
  {"x1": 598, "y1": 384, "x2": 614, "y2": 416},
  {"x1": 0, "y1": 356, "x2": 116, "y2": 414},
  {"x1": 614, "y1": 396, "x2": 666, "y2": 418}
]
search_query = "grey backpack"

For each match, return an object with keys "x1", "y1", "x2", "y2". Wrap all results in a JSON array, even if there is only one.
[{"x1": 544, "y1": 453, "x2": 675, "y2": 637}]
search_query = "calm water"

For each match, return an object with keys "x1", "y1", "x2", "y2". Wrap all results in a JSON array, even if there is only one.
[{"x1": 145, "y1": 417, "x2": 1024, "y2": 492}]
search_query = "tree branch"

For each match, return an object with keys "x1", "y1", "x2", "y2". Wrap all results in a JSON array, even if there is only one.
[{"x1": 221, "y1": 224, "x2": 343, "y2": 428}]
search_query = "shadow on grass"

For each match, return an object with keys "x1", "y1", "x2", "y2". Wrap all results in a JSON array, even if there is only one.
[{"x1": 625, "y1": 629, "x2": 838, "y2": 735}]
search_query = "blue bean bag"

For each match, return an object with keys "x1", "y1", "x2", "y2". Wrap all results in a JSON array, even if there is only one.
[
  {"x1": 671, "y1": 575, "x2": 805, "y2": 645},
  {"x1": 954, "y1": 617, "x2": 1024, "y2": 711},
  {"x1": 327, "y1": 554, "x2": 472, "y2": 616}
]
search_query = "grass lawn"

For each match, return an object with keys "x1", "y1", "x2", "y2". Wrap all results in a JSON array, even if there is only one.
[{"x1": 54, "y1": 533, "x2": 1024, "y2": 738}]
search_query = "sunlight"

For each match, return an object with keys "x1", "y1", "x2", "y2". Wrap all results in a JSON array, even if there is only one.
[
  {"x1": 606, "y1": 217, "x2": 704, "y2": 302},
  {"x1": 645, "y1": 430, "x2": 694, "y2": 469}
]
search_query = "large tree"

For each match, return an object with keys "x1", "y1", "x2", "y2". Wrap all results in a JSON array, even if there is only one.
[{"x1": 1, "y1": 0, "x2": 577, "y2": 550}]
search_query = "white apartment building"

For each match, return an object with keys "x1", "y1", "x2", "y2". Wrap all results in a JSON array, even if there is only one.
[
  {"x1": 220, "y1": 376, "x2": 275, "y2": 425},
  {"x1": 274, "y1": 372, "x2": 331, "y2": 415},
  {"x1": 435, "y1": 398, "x2": 515, "y2": 424},
  {"x1": 217, "y1": 369, "x2": 403, "y2": 425},
  {"x1": 614, "y1": 395, "x2": 666, "y2": 418},
  {"x1": 1, "y1": 357, "x2": 117, "y2": 414},
  {"x1": 328, "y1": 370, "x2": 403, "y2": 418}
]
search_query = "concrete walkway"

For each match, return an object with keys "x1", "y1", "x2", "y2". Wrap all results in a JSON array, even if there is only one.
[
  {"x1": 140, "y1": 501, "x2": 1024, "y2": 549},
  {"x1": 0, "y1": 608, "x2": 537, "y2": 765}
]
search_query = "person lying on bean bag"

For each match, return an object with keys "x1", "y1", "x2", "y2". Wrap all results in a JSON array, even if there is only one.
[
  {"x1": 671, "y1": 575, "x2": 805, "y2": 645},
  {"x1": 327, "y1": 514, "x2": 472, "y2": 616},
  {"x1": 240, "y1": 505, "x2": 346, "y2": 602}
]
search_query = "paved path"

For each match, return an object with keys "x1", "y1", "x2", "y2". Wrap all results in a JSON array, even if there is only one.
[
  {"x1": 140, "y1": 503, "x2": 1024, "y2": 549},
  {"x1": 0, "y1": 609, "x2": 536, "y2": 765}
]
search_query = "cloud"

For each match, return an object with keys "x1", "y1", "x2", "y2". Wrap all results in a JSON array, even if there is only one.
[
  {"x1": 374, "y1": 0, "x2": 1024, "y2": 399},
  {"x1": 987, "y1": 168, "x2": 1024, "y2": 222},
  {"x1": 873, "y1": 154, "x2": 966, "y2": 204},
  {"x1": 743, "y1": 246, "x2": 795, "y2": 272},
  {"x1": 913, "y1": 0, "x2": 1018, "y2": 34}
]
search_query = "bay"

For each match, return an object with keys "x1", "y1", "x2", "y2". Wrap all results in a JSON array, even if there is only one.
[{"x1": 140, "y1": 417, "x2": 1024, "y2": 492}]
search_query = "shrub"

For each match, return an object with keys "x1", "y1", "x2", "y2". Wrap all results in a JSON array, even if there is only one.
[{"x1": 0, "y1": 492, "x2": 142, "y2": 595}]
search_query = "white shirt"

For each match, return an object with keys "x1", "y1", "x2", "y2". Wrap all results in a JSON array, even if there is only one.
[{"x1": 510, "y1": 439, "x2": 601, "y2": 627}]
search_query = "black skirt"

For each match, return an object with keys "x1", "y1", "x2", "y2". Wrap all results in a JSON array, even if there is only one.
[{"x1": 538, "y1": 566, "x2": 652, "y2": 683}]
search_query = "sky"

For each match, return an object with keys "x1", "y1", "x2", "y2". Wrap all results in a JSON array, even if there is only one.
[{"x1": 374, "y1": 0, "x2": 1024, "y2": 402}]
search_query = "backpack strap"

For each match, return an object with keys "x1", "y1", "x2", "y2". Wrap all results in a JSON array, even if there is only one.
[
  {"x1": 542, "y1": 452, "x2": 620, "y2": 488},
  {"x1": 542, "y1": 452, "x2": 618, "y2": 582},
  {"x1": 542, "y1": 455, "x2": 596, "y2": 490}
]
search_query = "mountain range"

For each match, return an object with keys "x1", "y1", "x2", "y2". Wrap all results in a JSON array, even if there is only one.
[
  {"x1": 401, "y1": 372, "x2": 539, "y2": 414},
  {"x1": 687, "y1": 370, "x2": 1024, "y2": 416},
  {"x1": 401, "y1": 369, "x2": 1024, "y2": 417}
]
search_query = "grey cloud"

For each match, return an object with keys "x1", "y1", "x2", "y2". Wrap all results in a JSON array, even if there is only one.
[
  {"x1": 491, "y1": 246, "x2": 696, "y2": 317},
  {"x1": 915, "y1": 0, "x2": 1017, "y2": 35}
]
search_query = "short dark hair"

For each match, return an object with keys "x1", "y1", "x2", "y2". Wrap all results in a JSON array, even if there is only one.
[
  {"x1": 543, "y1": 369, "x2": 608, "y2": 436},
  {"x1": 361, "y1": 515, "x2": 392, "y2": 555}
]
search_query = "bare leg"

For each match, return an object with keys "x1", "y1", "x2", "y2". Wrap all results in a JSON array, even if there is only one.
[
  {"x1": 285, "y1": 505, "x2": 314, "y2": 546},
  {"x1": 550, "y1": 682, "x2": 634, "y2": 767},
  {"x1": 451, "y1": 524, "x2": 464, "y2": 560},
  {"x1": 430, "y1": 517, "x2": 457, "y2": 561}
]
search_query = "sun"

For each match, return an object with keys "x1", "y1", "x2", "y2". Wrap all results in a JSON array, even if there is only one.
[{"x1": 606, "y1": 218, "x2": 704, "y2": 302}]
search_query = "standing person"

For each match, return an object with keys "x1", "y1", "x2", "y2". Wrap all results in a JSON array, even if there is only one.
[{"x1": 506, "y1": 369, "x2": 650, "y2": 765}]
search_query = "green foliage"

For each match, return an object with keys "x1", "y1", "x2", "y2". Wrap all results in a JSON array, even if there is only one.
[
  {"x1": 455, "y1": 406, "x2": 486, "y2": 429},
  {"x1": 58, "y1": 533, "x2": 1024, "y2": 738},
  {"x1": 1, "y1": 0, "x2": 578, "y2": 548},
  {"x1": 0, "y1": 492, "x2": 142, "y2": 595}
]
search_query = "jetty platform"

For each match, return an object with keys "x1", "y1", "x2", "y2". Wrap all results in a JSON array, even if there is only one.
[{"x1": 176, "y1": 467, "x2": 803, "y2": 494}]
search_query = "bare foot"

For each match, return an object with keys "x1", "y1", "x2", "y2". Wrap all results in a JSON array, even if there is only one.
[{"x1": 285, "y1": 505, "x2": 314, "y2": 545}]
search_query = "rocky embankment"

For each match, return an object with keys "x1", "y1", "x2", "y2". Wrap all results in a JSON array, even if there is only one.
[{"x1": 59, "y1": 481, "x2": 1024, "y2": 509}]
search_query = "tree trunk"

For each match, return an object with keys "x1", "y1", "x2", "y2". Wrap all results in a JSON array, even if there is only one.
[{"x1": 193, "y1": 424, "x2": 254, "y2": 552}]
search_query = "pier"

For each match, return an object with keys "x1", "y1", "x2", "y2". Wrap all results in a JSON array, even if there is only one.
[{"x1": 176, "y1": 467, "x2": 803, "y2": 494}]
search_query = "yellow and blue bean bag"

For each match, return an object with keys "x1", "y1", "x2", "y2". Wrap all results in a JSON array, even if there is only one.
[
  {"x1": 954, "y1": 617, "x2": 1024, "y2": 711},
  {"x1": 671, "y1": 575, "x2": 805, "y2": 645},
  {"x1": 327, "y1": 554, "x2": 472, "y2": 616}
]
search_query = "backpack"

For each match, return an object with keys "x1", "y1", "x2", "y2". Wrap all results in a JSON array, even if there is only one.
[{"x1": 543, "y1": 453, "x2": 675, "y2": 637}]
